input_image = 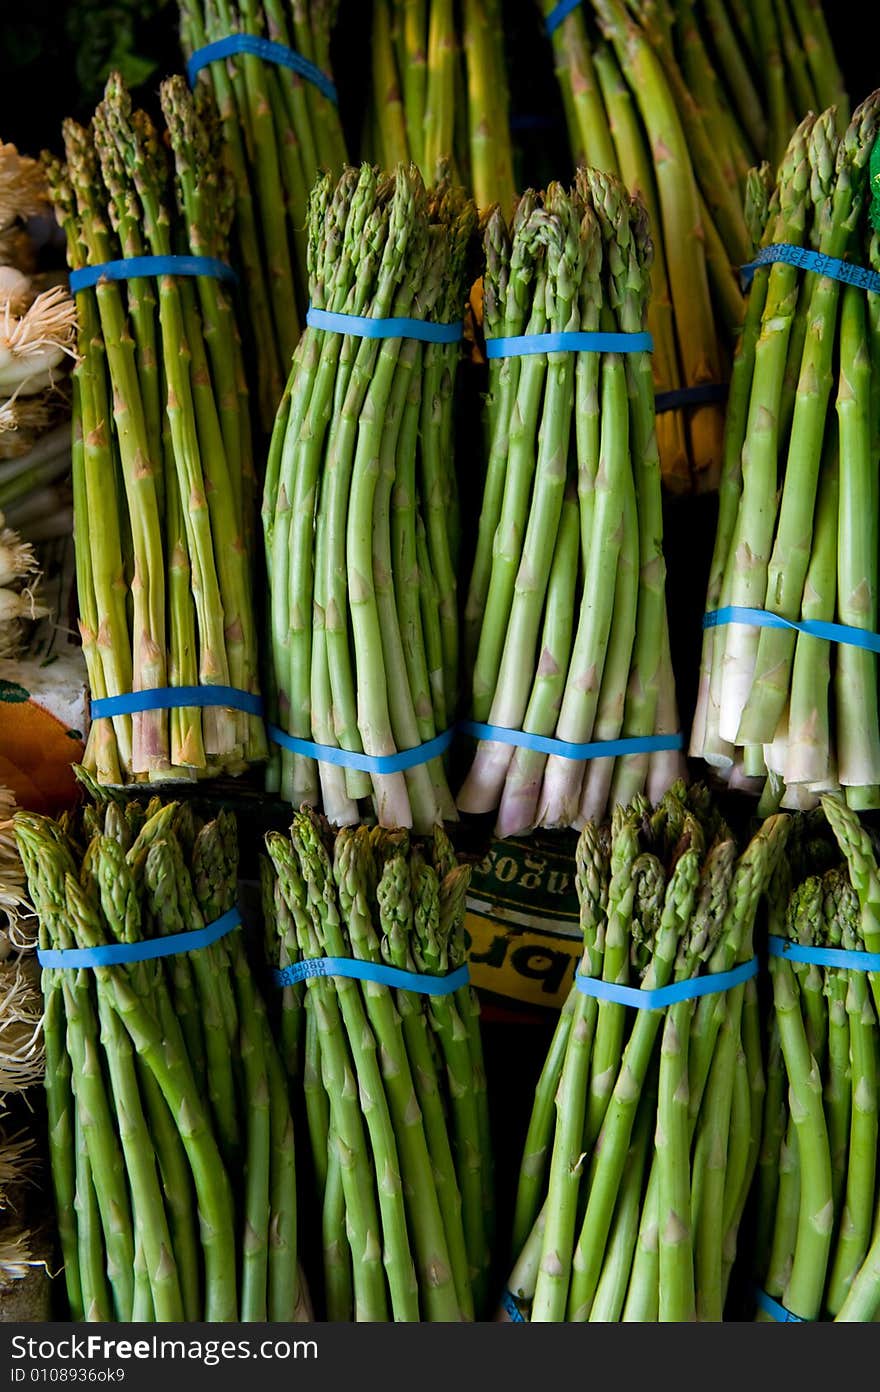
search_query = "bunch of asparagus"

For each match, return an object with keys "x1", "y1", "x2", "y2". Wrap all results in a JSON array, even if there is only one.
[
  {"x1": 180, "y1": 0, "x2": 347, "y2": 430},
  {"x1": 47, "y1": 74, "x2": 266, "y2": 788},
  {"x1": 459, "y1": 169, "x2": 682, "y2": 837},
  {"x1": 754, "y1": 795, "x2": 880, "y2": 1322},
  {"x1": 506, "y1": 781, "x2": 789, "y2": 1321},
  {"x1": 14, "y1": 782, "x2": 306, "y2": 1323},
  {"x1": 368, "y1": 0, "x2": 516, "y2": 214},
  {"x1": 540, "y1": 0, "x2": 846, "y2": 492},
  {"x1": 264, "y1": 809, "x2": 492, "y2": 1320},
  {"x1": 690, "y1": 94, "x2": 880, "y2": 812},
  {"x1": 263, "y1": 163, "x2": 476, "y2": 831}
]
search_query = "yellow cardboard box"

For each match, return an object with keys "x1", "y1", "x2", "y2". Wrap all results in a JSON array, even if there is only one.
[{"x1": 464, "y1": 830, "x2": 582, "y2": 1011}]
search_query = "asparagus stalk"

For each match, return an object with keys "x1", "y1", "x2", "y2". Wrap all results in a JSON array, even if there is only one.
[
  {"x1": 769, "y1": 946, "x2": 834, "y2": 1319},
  {"x1": 834, "y1": 274, "x2": 880, "y2": 804},
  {"x1": 464, "y1": 205, "x2": 555, "y2": 734},
  {"x1": 716, "y1": 114, "x2": 815, "y2": 744},
  {"x1": 418, "y1": 858, "x2": 488, "y2": 1313},
  {"x1": 373, "y1": 0, "x2": 410, "y2": 168},
  {"x1": 536, "y1": 300, "x2": 631, "y2": 823},
  {"x1": 398, "y1": 0, "x2": 427, "y2": 169},
  {"x1": 462, "y1": 0, "x2": 515, "y2": 211},
  {"x1": 752, "y1": 0, "x2": 793, "y2": 169},
  {"x1": 591, "y1": 0, "x2": 725, "y2": 491},
  {"x1": 529, "y1": 824, "x2": 606, "y2": 1321},
  {"x1": 41, "y1": 977, "x2": 83, "y2": 1319},
  {"x1": 775, "y1": 0, "x2": 820, "y2": 121},
  {"x1": 179, "y1": 1, "x2": 283, "y2": 428},
  {"x1": 423, "y1": 0, "x2": 457, "y2": 182},
  {"x1": 16, "y1": 819, "x2": 136, "y2": 1321},
  {"x1": 73, "y1": 1110, "x2": 112, "y2": 1322},
  {"x1": 322, "y1": 1144, "x2": 353, "y2": 1320},
  {"x1": 588, "y1": 1072, "x2": 655, "y2": 1321},
  {"x1": 788, "y1": 0, "x2": 849, "y2": 118},
  {"x1": 701, "y1": 0, "x2": 767, "y2": 155},
  {"x1": 375, "y1": 849, "x2": 463, "y2": 1319},
  {"x1": 266, "y1": 828, "x2": 390, "y2": 1321},
  {"x1": 541, "y1": 0, "x2": 619, "y2": 173},
  {"x1": 567, "y1": 846, "x2": 700, "y2": 1320},
  {"x1": 597, "y1": 181, "x2": 665, "y2": 813},
  {"x1": 62, "y1": 119, "x2": 169, "y2": 775},
  {"x1": 591, "y1": 38, "x2": 689, "y2": 491},
  {"x1": 336, "y1": 827, "x2": 473, "y2": 1318},
  {"x1": 461, "y1": 187, "x2": 583, "y2": 817}
]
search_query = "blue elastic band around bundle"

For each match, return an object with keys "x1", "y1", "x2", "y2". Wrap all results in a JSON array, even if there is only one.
[
  {"x1": 754, "y1": 1287, "x2": 806, "y2": 1323},
  {"x1": 740, "y1": 243, "x2": 880, "y2": 295},
  {"x1": 769, "y1": 936, "x2": 880, "y2": 973},
  {"x1": 186, "y1": 34, "x2": 338, "y2": 105},
  {"x1": 545, "y1": 0, "x2": 582, "y2": 35},
  {"x1": 459, "y1": 720, "x2": 683, "y2": 762},
  {"x1": 485, "y1": 330, "x2": 653, "y2": 358},
  {"x1": 307, "y1": 306, "x2": 463, "y2": 344},
  {"x1": 273, "y1": 957, "x2": 470, "y2": 997},
  {"x1": 703, "y1": 606, "x2": 880, "y2": 655},
  {"x1": 37, "y1": 907, "x2": 241, "y2": 970},
  {"x1": 501, "y1": 1290, "x2": 527, "y2": 1323},
  {"x1": 69, "y1": 255, "x2": 238, "y2": 295},
  {"x1": 575, "y1": 957, "x2": 758, "y2": 1010},
  {"x1": 91, "y1": 686, "x2": 265, "y2": 719},
  {"x1": 655, "y1": 382, "x2": 729, "y2": 413},
  {"x1": 267, "y1": 724, "x2": 453, "y2": 774}
]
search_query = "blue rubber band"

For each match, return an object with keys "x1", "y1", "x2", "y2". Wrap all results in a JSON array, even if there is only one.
[
  {"x1": 69, "y1": 255, "x2": 237, "y2": 294},
  {"x1": 306, "y1": 306, "x2": 463, "y2": 344},
  {"x1": 655, "y1": 382, "x2": 728, "y2": 413},
  {"x1": 485, "y1": 330, "x2": 653, "y2": 358},
  {"x1": 501, "y1": 1290, "x2": 527, "y2": 1323},
  {"x1": 754, "y1": 1288, "x2": 806, "y2": 1323},
  {"x1": 740, "y1": 243, "x2": 880, "y2": 295},
  {"x1": 267, "y1": 724, "x2": 454, "y2": 774},
  {"x1": 769, "y1": 936, "x2": 880, "y2": 972},
  {"x1": 186, "y1": 34, "x2": 337, "y2": 105},
  {"x1": 545, "y1": 0, "x2": 582, "y2": 35},
  {"x1": 91, "y1": 687, "x2": 265, "y2": 719},
  {"x1": 37, "y1": 907, "x2": 241, "y2": 970},
  {"x1": 703, "y1": 606, "x2": 880, "y2": 655},
  {"x1": 273, "y1": 957, "x2": 470, "y2": 997},
  {"x1": 576, "y1": 957, "x2": 758, "y2": 1010},
  {"x1": 459, "y1": 720, "x2": 683, "y2": 762},
  {"x1": 268, "y1": 721, "x2": 680, "y2": 774}
]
